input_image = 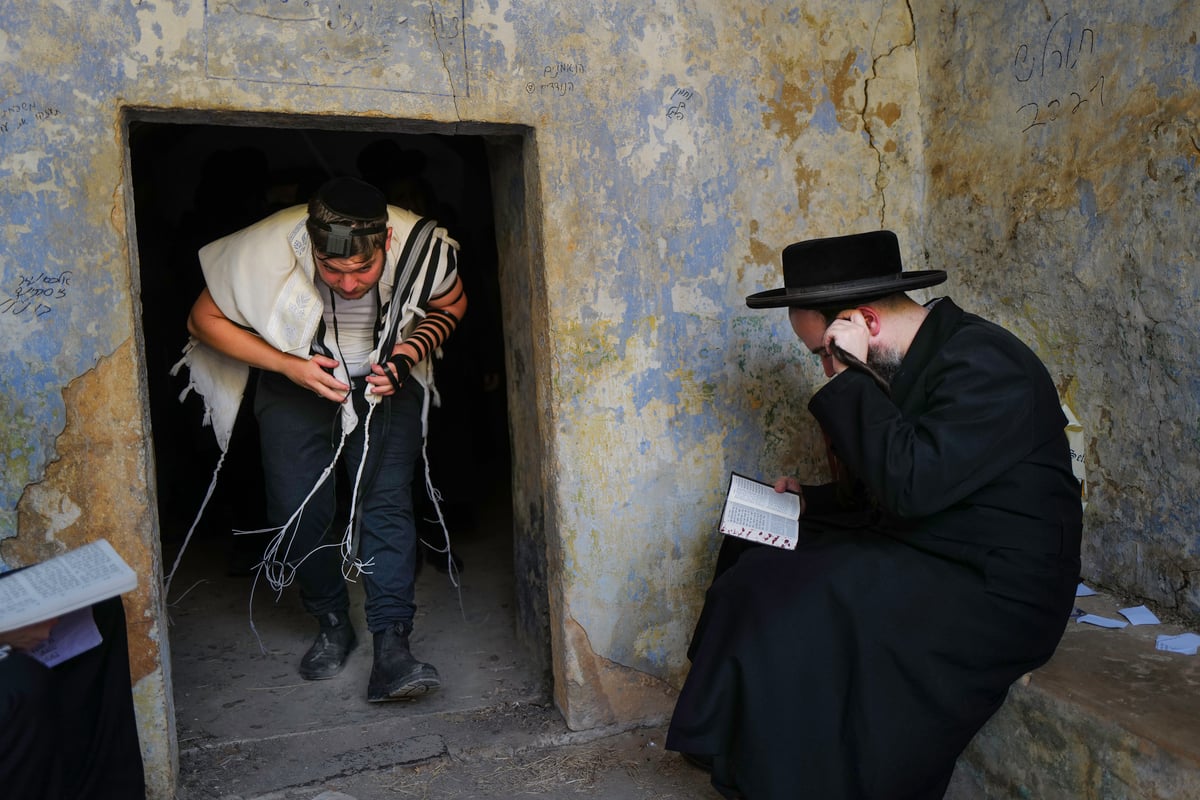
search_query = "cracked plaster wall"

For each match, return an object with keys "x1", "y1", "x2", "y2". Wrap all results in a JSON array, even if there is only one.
[
  {"x1": 913, "y1": 2, "x2": 1200, "y2": 619},
  {"x1": 12, "y1": 0, "x2": 1190, "y2": 792}
]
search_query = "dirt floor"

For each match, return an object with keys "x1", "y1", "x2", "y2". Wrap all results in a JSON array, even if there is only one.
[
  {"x1": 179, "y1": 709, "x2": 714, "y2": 800},
  {"x1": 164, "y1": 481, "x2": 716, "y2": 800}
]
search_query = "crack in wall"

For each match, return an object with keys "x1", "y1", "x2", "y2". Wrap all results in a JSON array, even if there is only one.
[
  {"x1": 428, "y1": 4, "x2": 464, "y2": 123},
  {"x1": 1178, "y1": 567, "x2": 1197, "y2": 609},
  {"x1": 861, "y1": 0, "x2": 916, "y2": 229}
]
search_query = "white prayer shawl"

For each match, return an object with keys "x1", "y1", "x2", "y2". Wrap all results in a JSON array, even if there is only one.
[
  {"x1": 167, "y1": 205, "x2": 459, "y2": 596},
  {"x1": 175, "y1": 205, "x2": 457, "y2": 446}
]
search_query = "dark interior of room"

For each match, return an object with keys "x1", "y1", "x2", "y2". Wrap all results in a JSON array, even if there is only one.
[
  {"x1": 127, "y1": 120, "x2": 541, "y2": 764},
  {"x1": 129, "y1": 121, "x2": 510, "y2": 559}
]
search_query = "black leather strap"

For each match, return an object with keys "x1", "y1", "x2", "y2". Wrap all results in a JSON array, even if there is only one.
[{"x1": 384, "y1": 353, "x2": 414, "y2": 392}]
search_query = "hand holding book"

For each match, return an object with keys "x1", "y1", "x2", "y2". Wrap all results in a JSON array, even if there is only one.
[
  {"x1": 0, "y1": 540, "x2": 136, "y2": 667},
  {"x1": 1, "y1": 618, "x2": 58, "y2": 650},
  {"x1": 772, "y1": 475, "x2": 806, "y2": 512},
  {"x1": 719, "y1": 472, "x2": 803, "y2": 550}
]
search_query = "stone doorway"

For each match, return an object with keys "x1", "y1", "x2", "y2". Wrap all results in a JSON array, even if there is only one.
[{"x1": 123, "y1": 111, "x2": 553, "y2": 785}]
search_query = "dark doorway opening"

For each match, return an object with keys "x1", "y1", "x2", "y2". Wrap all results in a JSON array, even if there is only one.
[{"x1": 127, "y1": 117, "x2": 544, "y2": 786}]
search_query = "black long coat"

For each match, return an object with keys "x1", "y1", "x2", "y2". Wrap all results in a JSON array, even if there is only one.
[{"x1": 666, "y1": 298, "x2": 1082, "y2": 800}]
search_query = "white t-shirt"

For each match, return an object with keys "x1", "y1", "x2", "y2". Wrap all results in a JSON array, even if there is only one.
[{"x1": 317, "y1": 283, "x2": 379, "y2": 378}]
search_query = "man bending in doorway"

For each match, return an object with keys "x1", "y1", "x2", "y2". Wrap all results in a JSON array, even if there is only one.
[{"x1": 184, "y1": 176, "x2": 467, "y2": 702}]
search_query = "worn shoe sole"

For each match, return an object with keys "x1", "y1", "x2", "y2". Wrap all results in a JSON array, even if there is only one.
[{"x1": 367, "y1": 667, "x2": 441, "y2": 702}]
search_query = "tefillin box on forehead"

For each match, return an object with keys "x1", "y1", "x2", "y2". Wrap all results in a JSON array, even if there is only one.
[{"x1": 309, "y1": 177, "x2": 388, "y2": 257}]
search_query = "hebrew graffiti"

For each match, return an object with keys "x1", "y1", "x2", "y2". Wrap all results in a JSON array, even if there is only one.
[
  {"x1": 1, "y1": 270, "x2": 72, "y2": 320},
  {"x1": 1011, "y1": 13, "x2": 1106, "y2": 134}
]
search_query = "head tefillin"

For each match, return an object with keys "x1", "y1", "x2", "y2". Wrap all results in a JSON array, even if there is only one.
[{"x1": 310, "y1": 177, "x2": 388, "y2": 258}]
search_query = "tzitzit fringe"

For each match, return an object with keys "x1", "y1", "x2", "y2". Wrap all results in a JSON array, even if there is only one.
[
  {"x1": 163, "y1": 448, "x2": 225, "y2": 597},
  {"x1": 166, "y1": 382, "x2": 462, "y2": 648}
]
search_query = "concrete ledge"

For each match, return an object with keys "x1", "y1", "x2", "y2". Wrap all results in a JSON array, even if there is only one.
[{"x1": 947, "y1": 592, "x2": 1200, "y2": 799}]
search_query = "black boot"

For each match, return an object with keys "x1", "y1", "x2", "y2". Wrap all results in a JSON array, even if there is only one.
[
  {"x1": 366, "y1": 621, "x2": 440, "y2": 702},
  {"x1": 299, "y1": 612, "x2": 357, "y2": 680}
]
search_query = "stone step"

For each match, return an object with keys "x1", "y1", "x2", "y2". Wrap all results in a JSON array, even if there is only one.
[{"x1": 947, "y1": 591, "x2": 1200, "y2": 799}]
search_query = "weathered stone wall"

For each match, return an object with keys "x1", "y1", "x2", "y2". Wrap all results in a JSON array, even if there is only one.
[
  {"x1": 7, "y1": 1, "x2": 1193, "y2": 796},
  {"x1": 539, "y1": 0, "x2": 926, "y2": 722},
  {"x1": 913, "y1": 2, "x2": 1200, "y2": 618}
]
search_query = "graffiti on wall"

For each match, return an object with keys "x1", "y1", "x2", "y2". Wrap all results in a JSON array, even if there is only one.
[
  {"x1": 526, "y1": 61, "x2": 585, "y2": 97},
  {"x1": 665, "y1": 87, "x2": 699, "y2": 121},
  {"x1": 1011, "y1": 13, "x2": 1106, "y2": 134},
  {"x1": 0, "y1": 99, "x2": 63, "y2": 137},
  {"x1": 0, "y1": 270, "x2": 72, "y2": 320}
]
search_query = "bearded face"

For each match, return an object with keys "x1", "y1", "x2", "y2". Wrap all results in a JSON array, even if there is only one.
[{"x1": 866, "y1": 342, "x2": 904, "y2": 386}]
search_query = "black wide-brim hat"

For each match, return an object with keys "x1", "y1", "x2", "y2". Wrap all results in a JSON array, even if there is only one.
[{"x1": 745, "y1": 230, "x2": 946, "y2": 309}]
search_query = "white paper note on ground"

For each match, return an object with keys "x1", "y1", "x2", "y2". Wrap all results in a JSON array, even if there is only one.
[
  {"x1": 1077, "y1": 614, "x2": 1128, "y2": 629},
  {"x1": 1118, "y1": 605, "x2": 1161, "y2": 626},
  {"x1": 1156, "y1": 633, "x2": 1200, "y2": 655}
]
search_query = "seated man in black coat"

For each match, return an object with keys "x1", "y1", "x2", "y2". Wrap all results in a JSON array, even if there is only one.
[
  {"x1": 666, "y1": 230, "x2": 1082, "y2": 800},
  {"x1": 0, "y1": 595, "x2": 146, "y2": 800}
]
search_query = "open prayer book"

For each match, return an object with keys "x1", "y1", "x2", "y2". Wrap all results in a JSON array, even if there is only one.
[
  {"x1": 0, "y1": 539, "x2": 137, "y2": 633},
  {"x1": 719, "y1": 472, "x2": 802, "y2": 550}
]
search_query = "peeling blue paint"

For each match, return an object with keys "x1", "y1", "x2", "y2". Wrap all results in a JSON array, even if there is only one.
[
  {"x1": 0, "y1": 353, "x2": 67, "y2": 540},
  {"x1": 0, "y1": 172, "x2": 127, "y2": 539},
  {"x1": 811, "y1": 99, "x2": 841, "y2": 135},
  {"x1": 6, "y1": 0, "x2": 1194, "y2": 754}
]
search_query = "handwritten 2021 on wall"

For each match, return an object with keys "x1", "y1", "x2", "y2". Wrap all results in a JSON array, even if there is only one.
[{"x1": 1012, "y1": 13, "x2": 1105, "y2": 133}]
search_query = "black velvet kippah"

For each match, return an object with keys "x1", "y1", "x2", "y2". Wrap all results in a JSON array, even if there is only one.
[{"x1": 318, "y1": 176, "x2": 386, "y2": 220}]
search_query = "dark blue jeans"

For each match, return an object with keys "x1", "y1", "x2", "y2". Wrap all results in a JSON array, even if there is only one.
[{"x1": 254, "y1": 370, "x2": 424, "y2": 633}]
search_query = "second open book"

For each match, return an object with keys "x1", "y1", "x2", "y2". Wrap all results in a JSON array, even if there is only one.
[
  {"x1": 719, "y1": 472, "x2": 802, "y2": 550},
  {"x1": 0, "y1": 539, "x2": 136, "y2": 633}
]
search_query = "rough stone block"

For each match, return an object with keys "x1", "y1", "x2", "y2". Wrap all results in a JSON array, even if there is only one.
[{"x1": 948, "y1": 594, "x2": 1199, "y2": 799}]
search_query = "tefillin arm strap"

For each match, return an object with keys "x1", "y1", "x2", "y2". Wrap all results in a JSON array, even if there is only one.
[{"x1": 384, "y1": 302, "x2": 462, "y2": 392}]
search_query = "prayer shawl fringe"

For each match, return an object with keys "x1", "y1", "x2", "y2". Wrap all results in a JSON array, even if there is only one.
[{"x1": 166, "y1": 207, "x2": 459, "y2": 597}]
